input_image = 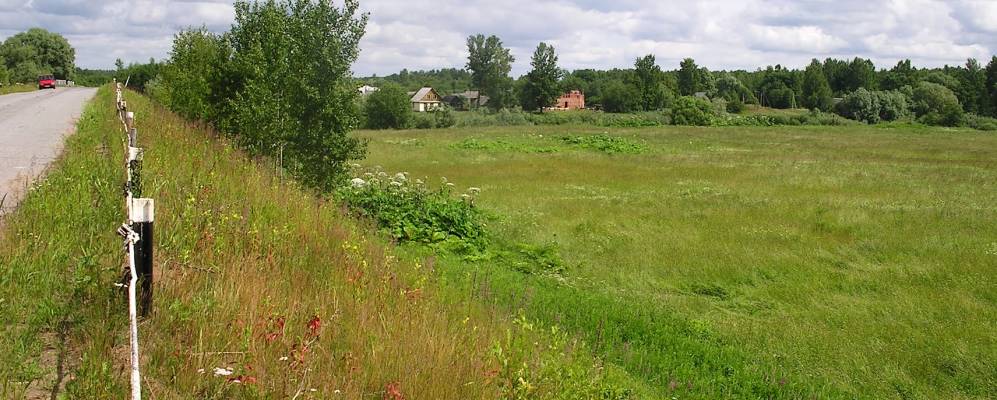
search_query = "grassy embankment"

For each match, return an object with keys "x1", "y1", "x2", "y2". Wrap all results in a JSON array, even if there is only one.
[
  {"x1": 0, "y1": 86, "x2": 647, "y2": 398},
  {"x1": 358, "y1": 123, "x2": 997, "y2": 399},
  {"x1": 0, "y1": 83, "x2": 37, "y2": 95}
]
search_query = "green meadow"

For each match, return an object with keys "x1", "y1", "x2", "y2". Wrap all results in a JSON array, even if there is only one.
[{"x1": 358, "y1": 123, "x2": 997, "y2": 399}]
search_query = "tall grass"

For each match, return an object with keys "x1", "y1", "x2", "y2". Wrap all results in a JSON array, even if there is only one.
[
  {"x1": 359, "y1": 124, "x2": 997, "y2": 399},
  {"x1": 1, "y1": 86, "x2": 649, "y2": 398},
  {"x1": 0, "y1": 83, "x2": 38, "y2": 95}
]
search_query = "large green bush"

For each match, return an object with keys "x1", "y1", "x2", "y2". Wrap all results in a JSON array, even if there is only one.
[
  {"x1": 912, "y1": 81, "x2": 963, "y2": 126},
  {"x1": 836, "y1": 88, "x2": 910, "y2": 123},
  {"x1": 601, "y1": 80, "x2": 642, "y2": 113},
  {"x1": 365, "y1": 83, "x2": 411, "y2": 129},
  {"x1": 670, "y1": 96, "x2": 715, "y2": 126}
]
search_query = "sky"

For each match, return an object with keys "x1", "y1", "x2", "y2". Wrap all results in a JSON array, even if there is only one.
[{"x1": 1, "y1": 0, "x2": 995, "y2": 77}]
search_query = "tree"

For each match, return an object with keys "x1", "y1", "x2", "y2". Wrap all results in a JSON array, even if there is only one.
[
  {"x1": 634, "y1": 54, "x2": 670, "y2": 110},
  {"x1": 801, "y1": 59, "x2": 833, "y2": 111},
  {"x1": 364, "y1": 83, "x2": 410, "y2": 129},
  {"x1": 822, "y1": 58, "x2": 851, "y2": 95},
  {"x1": 466, "y1": 34, "x2": 515, "y2": 110},
  {"x1": 712, "y1": 74, "x2": 754, "y2": 112},
  {"x1": 600, "y1": 80, "x2": 641, "y2": 113},
  {"x1": 520, "y1": 42, "x2": 562, "y2": 112},
  {"x1": 912, "y1": 81, "x2": 963, "y2": 126},
  {"x1": 227, "y1": 0, "x2": 368, "y2": 191},
  {"x1": 986, "y1": 56, "x2": 997, "y2": 117},
  {"x1": 115, "y1": 58, "x2": 125, "y2": 71},
  {"x1": 677, "y1": 58, "x2": 700, "y2": 96},
  {"x1": 881, "y1": 59, "x2": 915, "y2": 91},
  {"x1": 758, "y1": 65, "x2": 799, "y2": 109},
  {"x1": 847, "y1": 57, "x2": 877, "y2": 91},
  {"x1": 161, "y1": 28, "x2": 230, "y2": 121},
  {"x1": 0, "y1": 28, "x2": 75, "y2": 82},
  {"x1": 957, "y1": 58, "x2": 989, "y2": 114}
]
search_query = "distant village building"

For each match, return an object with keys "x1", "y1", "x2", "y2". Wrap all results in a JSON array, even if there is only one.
[
  {"x1": 358, "y1": 84, "x2": 379, "y2": 97},
  {"x1": 550, "y1": 90, "x2": 585, "y2": 110},
  {"x1": 410, "y1": 87, "x2": 442, "y2": 112}
]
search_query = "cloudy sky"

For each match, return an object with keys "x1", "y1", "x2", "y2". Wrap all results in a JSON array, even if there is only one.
[{"x1": 1, "y1": 0, "x2": 995, "y2": 76}]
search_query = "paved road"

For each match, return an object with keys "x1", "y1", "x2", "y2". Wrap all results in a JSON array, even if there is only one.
[{"x1": 0, "y1": 87, "x2": 97, "y2": 213}]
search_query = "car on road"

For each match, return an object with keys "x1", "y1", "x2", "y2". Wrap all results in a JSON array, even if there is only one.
[{"x1": 38, "y1": 74, "x2": 56, "y2": 90}]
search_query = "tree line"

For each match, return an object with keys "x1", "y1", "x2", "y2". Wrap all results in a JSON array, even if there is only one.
[{"x1": 358, "y1": 34, "x2": 997, "y2": 127}]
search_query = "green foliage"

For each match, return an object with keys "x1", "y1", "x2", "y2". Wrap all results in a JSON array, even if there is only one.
[
  {"x1": 359, "y1": 68, "x2": 471, "y2": 94},
  {"x1": 671, "y1": 96, "x2": 715, "y2": 126},
  {"x1": 159, "y1": 28, "x2": 230, "y2": 121},
  {"x1": 0, "y1": 28, "x2": 75, "y2": 82},
  {"x1": 881, "y1": 59, "x2": 915, "y2": 91},
  {"x1": 365, "y1": 83, "x2": 411, "y2": 129},
  {"x1": 601, "y1": 81, "x2": 641, "y2": 113},
  {"x1": 634, "y1": 54, "x2": 671, "y2": 111},
  {"x1": 467, "y1": 34, "x2": 515, "y2": 110},
  {"x1": 836, "y1": 88, "x2": 911, "y2": 124},
  {"x1": 73, "y1": 68, "x2": 114, "y2": 87},
  {"x1": 558, "y1": 134, "x2": 648, "y2": 154},
  {"x1": 678, "y1": 58, "x2": 700, "y2": 96},
  {"x1": 986, "y1": 56, "x2": 997, "y2": 117},
  {"x1": 337, "y1": 170, "x2": 488, "y2": 253},
  {"x1": 758, "y1": 65, "x2": 799, "y2": 109},
  {"x1": 801, "y1": 59, "x2": 833, "y2": 111},
  {"x1": 521, "y1": 42, "x2": 563, "y2": 112},
  {"x1": 157, "y1": 0, "x2": 369, "y2": 192},
  {"x1": 912, "y1": 81, "x2": 963, "y2": 126},
  {"x1": 962, "y1": 113, "x2": 997, "y2": 131},
  {"x1": 712, "y1": 74, "x2": 755, "y2": 108},
  {"x1": 433, "y1": 105, "x2": 457, "y2": 128},
  {"x1": 114, "y1": 59, "x2": 163, "y2": 92}
]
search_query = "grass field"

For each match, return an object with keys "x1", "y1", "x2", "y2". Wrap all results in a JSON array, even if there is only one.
[{"x1": 358, "y1": 123, "x2": 997, "y2": 398}]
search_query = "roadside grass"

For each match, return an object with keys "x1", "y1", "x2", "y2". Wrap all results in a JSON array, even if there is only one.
[
  {"x1": 357, "y1": 123, "x2": 997, "y2": 399},
  {"x1": 1, "y1": 86, "x2": 651, "y2": 398},
  {"x1": 0, "y1": 84, "x2": 38, "y2": 95}
]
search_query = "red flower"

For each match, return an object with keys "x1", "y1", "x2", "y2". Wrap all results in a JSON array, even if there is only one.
[
  {"x1": 384, "y1": 381, "x2": 404, "y2": 400},
  {"x1": 307, "y1": 316, "x2": 321, "y2": 336}
]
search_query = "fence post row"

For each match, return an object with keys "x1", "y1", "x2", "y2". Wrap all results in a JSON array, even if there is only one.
[{"x1": 114, "y1": 79, "x2": 154, "y2": 400}]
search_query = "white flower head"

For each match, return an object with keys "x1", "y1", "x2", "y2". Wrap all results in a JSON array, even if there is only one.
[
  {"x1": 213, "y1": 367, "x2": 234, "y2": 376},
  {"x1": 393, "y1": 172, "x2": 407, "y2": 182},
  {"x1": 415, "y1": 179, "x2": 424, "y2": 185},
  {"x1": 350, "y1": 178, "x2": 367, "y2": 188},
  {"x1": 468, "y1": 187, "x2": 481, "y2": 195},
  {"x1": 390, "y1": 181, "x2": 403, "y2": 187},
  {"x1": 446, "y1": 182, "x2": 455, "y2": 187}
]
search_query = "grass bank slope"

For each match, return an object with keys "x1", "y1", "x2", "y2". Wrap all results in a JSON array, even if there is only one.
[
  {"x1": 359, "y1": 124, "x2": 997, "y2": 399},
  {"x1": 1, "y1": 86, "x2": 647, "y2": 398}
]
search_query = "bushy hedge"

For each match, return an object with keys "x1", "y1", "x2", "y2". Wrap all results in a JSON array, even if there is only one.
[
  {"x1": 671, "y1": 96, "x2": 715, "y2": 126},
  {"x1": 835, "y1": 88, "x2": 911, "y2": 123}
]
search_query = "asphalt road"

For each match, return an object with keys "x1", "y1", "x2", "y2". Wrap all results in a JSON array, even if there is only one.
[{"x1": 0, "y1": 87, "x2": 97, "y2": 213}]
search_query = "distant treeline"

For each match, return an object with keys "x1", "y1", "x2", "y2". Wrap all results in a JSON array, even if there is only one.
[{"x1": 359, "y1": 55, "x2": 997, "y2": 123}]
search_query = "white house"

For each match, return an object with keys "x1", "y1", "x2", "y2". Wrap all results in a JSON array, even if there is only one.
[
  {"x1": 410, "y1": 87, "x2": 442, "y2": 112},
  {"x1": 358, "y1": 84, "x2": 379, "y2": 97}
]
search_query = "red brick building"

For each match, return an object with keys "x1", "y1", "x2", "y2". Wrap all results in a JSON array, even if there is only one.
[{"x1": 552, "y1": 90, "x2": 585, "y2": 110}]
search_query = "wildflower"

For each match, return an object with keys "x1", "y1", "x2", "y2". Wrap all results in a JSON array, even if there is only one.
[
  {"x1": 390, "y1": 181, "x2": 403, "y2": 187},
  {"x1": 213, "y1": 367, "x2": 234, "y2": 376},
  {"x1": 377, "y1": 171, "x2": 388, "y2": 178},
  {"x1": 307, "y1": 316, "x2": 322, "y2": 336},
  {"x1": 468, "y1": 187, "x2": 481, "y2": 195},
  {"x1": 461, "y1": 194, "x2": 470, "y2": 200},
  {"x1": 350, "y1": 178, "x2": 366, "y2": 188},
  {"x1": 446, "y1": 182, "x2": 455, "y2": 188},
  {"x1": 393, "y1": 172, "x2": 407, "y2": 182},
  {"x1": 415, "y1": 179, "x2": 424, "y2": 185}
]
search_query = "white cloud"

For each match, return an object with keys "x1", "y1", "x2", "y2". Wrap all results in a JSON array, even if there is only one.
[{"x1": 0, "y1": 0, "x2": 992, "y2": 75}]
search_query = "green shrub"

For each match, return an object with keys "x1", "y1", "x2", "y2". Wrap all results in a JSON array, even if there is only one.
[
  {"x1": 912, "y1": 81, "x2": 963, "y2": 126},
  {"x1": 337, "y1": 170, "x2": 488, "y2": 252},
  {"x1": 963, "y1": 113, "x2": 997, "y2": 131},
  {"x1": 433, "y1": 106, "x2": 456, "y2": 128},
  {"x1": 365, "y1": 83, "x2": 411, "y2": 129},
  {"x1": 558, "y1": 134, "x2": 648, "y2": 154},
  {"x1": 411, "y1": 111, "x2": 435, "y2": 129},
  {"x1": 671, "y1": 96, "x2": 715, "y2": 126},
  {"x1": 601, "y1": 80, "x2": 642, "y2": 113}
]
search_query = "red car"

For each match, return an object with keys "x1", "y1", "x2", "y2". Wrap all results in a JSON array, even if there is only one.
[{"x1": 38, "y1": 74, "x2": 56, "y2": 90}]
